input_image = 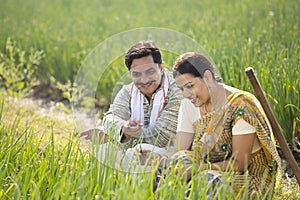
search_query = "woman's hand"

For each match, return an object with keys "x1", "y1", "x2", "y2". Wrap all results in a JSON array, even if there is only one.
[{"x1": 176, "y1": 164, "x2": 193, "y2": 182}]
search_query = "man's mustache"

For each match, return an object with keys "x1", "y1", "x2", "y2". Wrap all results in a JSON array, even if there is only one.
[{"x1": 135, "y1": 80, "x2": 156, "y2": 87}]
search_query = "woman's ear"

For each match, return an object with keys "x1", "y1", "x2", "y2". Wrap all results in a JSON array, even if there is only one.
[{"x1": 203, "y1": 70, "x2": 213, "y2": 82}]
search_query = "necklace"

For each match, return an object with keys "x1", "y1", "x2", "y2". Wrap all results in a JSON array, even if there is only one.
[
  {"x1": 204, "y1": 104, "x2": 208, "y2": 113},
  {"x1": 200, "y1": 104, "x2": 208, "y2": 115}
]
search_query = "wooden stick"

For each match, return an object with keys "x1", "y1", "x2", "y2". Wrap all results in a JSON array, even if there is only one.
[{"x1": 245, "y1": 67, "x2": 300, "y2": 185}]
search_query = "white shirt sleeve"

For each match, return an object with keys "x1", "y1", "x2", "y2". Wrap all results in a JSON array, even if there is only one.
[
  {"x1": 232, "y1": 119, "x2": 261, "y2": 153},
  {"x1": 232, "y1": 119, "x2": 256, "y2": 135},
  {"x1": 177, "y1": 98, "x2": 200, "y2": 133}
]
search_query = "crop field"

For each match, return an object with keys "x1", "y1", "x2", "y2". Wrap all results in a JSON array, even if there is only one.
[{"x1": 0, "y1": 0, "x2": 299, "y2": 199}]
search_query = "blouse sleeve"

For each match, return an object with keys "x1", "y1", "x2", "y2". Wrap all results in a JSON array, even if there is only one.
[
  {"x1": 177, "y1": 98, "x2": 200, "y2": 133},
  {"x1": 232, "y1": 119, "x2": 256, "y2": 135}
]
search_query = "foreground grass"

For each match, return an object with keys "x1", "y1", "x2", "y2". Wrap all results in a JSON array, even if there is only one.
[{"x1": 0, "y1": 94, "x2": 299, "y2": 199}]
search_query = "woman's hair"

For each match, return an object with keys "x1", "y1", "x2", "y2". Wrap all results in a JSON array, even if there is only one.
[
  {"x1": 173, "y1": 52, "x2": 221, "y2": 82},
  {"x1": 125, "y1": 41, "x2": 162, "y2": 70}
]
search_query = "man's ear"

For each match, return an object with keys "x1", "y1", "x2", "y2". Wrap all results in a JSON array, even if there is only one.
[{"x1": 160, "y1": 62, "x2": 165, "y2": 71}]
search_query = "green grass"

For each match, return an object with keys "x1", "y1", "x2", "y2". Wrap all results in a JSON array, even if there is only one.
[{"x1": 0, "y1": 95, "x2": 299, "y2": 199}]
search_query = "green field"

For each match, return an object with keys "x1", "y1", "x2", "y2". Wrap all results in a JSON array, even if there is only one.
[{"x1": 0, "y1": 0, "x2": 299, "y2": 199}]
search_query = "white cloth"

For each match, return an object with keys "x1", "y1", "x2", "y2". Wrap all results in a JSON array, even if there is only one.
[
  {"x1": 131, "y1": 71, "x2": 169, "y2": 127},
  {"x1": 177, "y1": 98, "x2": 200, "y2": 133}
]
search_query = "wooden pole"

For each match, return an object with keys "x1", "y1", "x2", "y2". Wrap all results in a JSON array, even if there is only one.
[{"x1": 245, "y1": 67, "x2": 300, "y2": 185}]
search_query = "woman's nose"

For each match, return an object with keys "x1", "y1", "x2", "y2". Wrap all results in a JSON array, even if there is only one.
[{"x1": 182, "y1": 88, "x2": 191, "y2": 98}]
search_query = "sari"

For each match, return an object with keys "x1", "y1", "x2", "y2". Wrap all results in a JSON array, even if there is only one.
[{"x1": 170, "y1": 91, "x2": 281, "y2": 196}]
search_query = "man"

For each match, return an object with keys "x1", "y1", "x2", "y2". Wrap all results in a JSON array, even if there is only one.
[{"x1": 80, "y1": 41, "x2": 182, "y2": 149}]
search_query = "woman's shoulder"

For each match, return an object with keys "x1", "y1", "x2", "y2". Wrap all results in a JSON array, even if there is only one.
[
  {"x1": 225, "y1": 85, "x2": 257, "y2": 102},
  {"x1": 224, "y1": 86, "x2": 264, "y2": 115}
]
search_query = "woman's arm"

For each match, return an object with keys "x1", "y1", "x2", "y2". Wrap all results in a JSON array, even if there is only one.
[
  {"x1": 175, "y1": 131, "x2": 194, "y2": 151},
  {"x1": 211, "y1": 133, "x2": 255, "y2": 172},
  {"x1": 163, "y1": 131, "x2": 194, "y2": 158}
]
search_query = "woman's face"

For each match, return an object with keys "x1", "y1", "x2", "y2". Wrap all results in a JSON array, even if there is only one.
[{"x1": 175, "y1": 73, "x2": 210, "y2": 107}]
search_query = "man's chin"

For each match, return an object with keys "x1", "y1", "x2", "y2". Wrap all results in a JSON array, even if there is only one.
[
  {"x1": 140, "y1": 87, "x2": 156, "y2": 97},
  {"x1": 140, "y1": 89, "x2": 154, "y2": 97},
  {"x1": 139, "y1": 83, "x2": 160, "y2": 96}
]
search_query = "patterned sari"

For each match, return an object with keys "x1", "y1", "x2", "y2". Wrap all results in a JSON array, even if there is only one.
[{"x1": 170, "y1": 91, "x2": 281, "y2": 196}]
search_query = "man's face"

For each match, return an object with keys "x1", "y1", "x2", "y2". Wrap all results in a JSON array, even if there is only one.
[{"x1": 130, "y1": 55, "x2": 163, "y2": 98}]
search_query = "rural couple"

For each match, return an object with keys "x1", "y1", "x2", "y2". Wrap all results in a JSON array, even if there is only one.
[{"x1": 79, "y1": 40, "x2": 281, "y2": 198}]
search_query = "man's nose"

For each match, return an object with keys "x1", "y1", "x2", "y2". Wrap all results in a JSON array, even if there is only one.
[{"x1": 140, "y1": 73, "x2": 150, "y2": 83}]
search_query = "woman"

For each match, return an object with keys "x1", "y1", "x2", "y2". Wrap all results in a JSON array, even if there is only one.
[{"x1": 170, "y1": 52, "x2": 281, "y2": 197}]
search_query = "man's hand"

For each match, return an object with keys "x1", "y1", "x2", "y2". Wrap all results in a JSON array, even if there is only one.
[
  {"x1": 78, "y1": 128, "x2": 107, "y2": 143},
  {"x1": 122, "y1": 119, "x2": 143, "y2": 139}
]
